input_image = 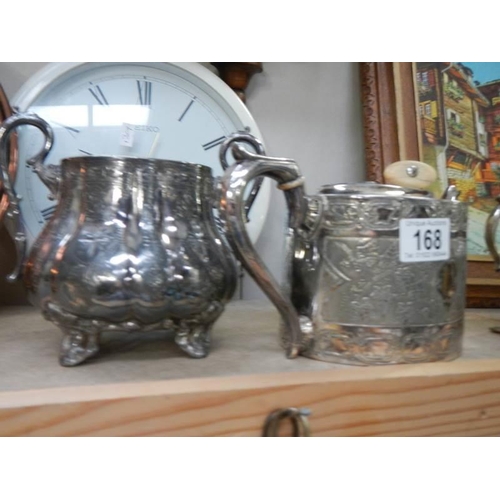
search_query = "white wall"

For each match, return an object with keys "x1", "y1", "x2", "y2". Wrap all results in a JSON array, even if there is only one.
[
  {"x1": 0, "y1": 62, "x2": 366, "y2": 300},
  {"x1": 0, "y1": 62, "x2": 49, "y2": 99},
  {"x1": 243, "y1": 63, "x2": 366, "y2": 298}
]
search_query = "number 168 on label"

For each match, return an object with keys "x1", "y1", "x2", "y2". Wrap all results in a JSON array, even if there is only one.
[{"x1": 399, "y1": 218, "x2": 450, "y2": 263}]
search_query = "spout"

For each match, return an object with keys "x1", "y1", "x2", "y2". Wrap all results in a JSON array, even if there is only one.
[{"x1": 30, "y1": 162, "x2": 61, "y2": 200}]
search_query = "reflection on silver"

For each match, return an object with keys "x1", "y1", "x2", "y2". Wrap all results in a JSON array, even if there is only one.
[
  {"x1": 1, "y1": 113, "x2": 238, "y2": 366},
  {"x1": 406, "y1": 165, "x2": 418, "y2": 178},
  {"x1": 485, "y1": 195, "x2": 500, "y2": 271},
  {"x1": 480, "y1": 196, "x2": 500, "y2": 334},
  {"x1": 219, "y1": 134, "x2": 468, "y2": 365}
]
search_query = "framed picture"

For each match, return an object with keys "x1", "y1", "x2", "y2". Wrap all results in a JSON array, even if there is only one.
[{"x1": 360, "y1": 62, "x2": 500, "y2": 307}]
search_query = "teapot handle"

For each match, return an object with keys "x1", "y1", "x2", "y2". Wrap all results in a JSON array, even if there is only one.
[
  {"x1": 219, "y1": 132, "x2": 266, "y2": 220},
  {"x1": 219, "y1": 137, "x2": 306, "y2": 358},
  {"x1": 486, "y1": 195, "x2": 500, "y2": 271},
  {"x1": 0, "y1": 112, "x2": 54, "y2": 281}
]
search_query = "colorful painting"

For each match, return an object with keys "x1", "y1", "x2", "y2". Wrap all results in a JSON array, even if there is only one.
[{"x1": 416, "y1": 62, "x2": 500, "y2": 259}]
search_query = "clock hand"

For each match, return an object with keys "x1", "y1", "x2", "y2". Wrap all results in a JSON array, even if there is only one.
[
  {"x1": 148, "y1": 132, "x2": 160, "y2": 157},
  {"x1": 78, "y1": 149, "x2": 92, "y2": 155},
  {"x1": 51, "y1": 121, "x2": 80, "y2": 138}
]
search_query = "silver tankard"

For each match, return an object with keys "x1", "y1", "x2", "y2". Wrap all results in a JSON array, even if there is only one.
[
  {"x1": 220, "y1": 135, "x2": 468, "y2": 365},
  {"x1": 0, "y1": 113, "x2": 262, "y2": 366}
]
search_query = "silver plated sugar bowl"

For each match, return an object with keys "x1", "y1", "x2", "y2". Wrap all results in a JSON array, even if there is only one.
[
  {"x1": 220, "y1": 135, "x2": 468, "y2": 365},
  {"x1": 0, "y1": 113, "x2": 265, "y2": 366}
]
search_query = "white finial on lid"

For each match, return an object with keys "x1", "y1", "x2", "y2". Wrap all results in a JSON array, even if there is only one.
[{"x1": 384, "y1": 160, "x2": 437, "y2": 190}]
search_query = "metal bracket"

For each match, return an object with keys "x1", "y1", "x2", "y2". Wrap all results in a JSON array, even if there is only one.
[{"x1": 262, "y1": 407, "x2": 311, "y2": 437}]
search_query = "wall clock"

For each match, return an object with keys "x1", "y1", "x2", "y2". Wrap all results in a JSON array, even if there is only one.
[{"x1": 11, "y1": 62, "x2": 270, "y2": 246}]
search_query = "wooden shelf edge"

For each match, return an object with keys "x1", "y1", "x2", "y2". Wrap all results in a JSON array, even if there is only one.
[
  {"x1": 2, "y1": 303, "x2": 500, "y2": 435},
  {"x1": 2, "y1": 358, "x2": 500, "y2": 436},
  {"x1": 2, "y1": 358, "x2": 500, "y2": 410}
]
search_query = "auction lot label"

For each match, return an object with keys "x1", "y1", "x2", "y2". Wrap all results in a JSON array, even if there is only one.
[{"x1": 399, "y1": 218, "x2": 450, "y2": 263}]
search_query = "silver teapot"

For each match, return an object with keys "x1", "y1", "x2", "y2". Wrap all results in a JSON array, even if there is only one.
[
  {"x1": 219, "y1": 137, "x2": 468, "y2": 365},
  {"x1": 0, "y1": 113, "x2": 264, "y2": 366}
]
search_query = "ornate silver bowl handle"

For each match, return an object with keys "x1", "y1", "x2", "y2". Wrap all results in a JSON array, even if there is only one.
[
  {"x1": 0, "y1": 113, "x2": 54, "y2": 281},
  {"x1": 486, "y1": 195, "x2": 500, "y2": 271},
  {"x1": 219, "y1": 132, "x2": 266, "y2": 220},
  {"x1": 219, "y1": 135, "x2": 306, "y2": 358}
]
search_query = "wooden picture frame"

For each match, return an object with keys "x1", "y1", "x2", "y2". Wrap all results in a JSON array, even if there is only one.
[{"x1": 360, "y1": 62, "x2": 500, "y2": 308}]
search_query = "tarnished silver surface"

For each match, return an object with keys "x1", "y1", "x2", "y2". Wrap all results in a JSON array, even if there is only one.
[
  {"x1": 0, "y1": 113, "x2": 53, "y2": 281},
  {"x1": 485, "y1": 195, "x2": 500, "y2": 334},
  {"x1": 1, "y1": 113, "x2": 238, "y2": 366},
  {"x1": 219, "y1": 142, "x2": 306, "y2": 358},
  {"x1": 220, "y1": 135, "x2": 468, "y2": 365},
  {"x1": 485, "y1": 195, "x2": 500, "y2": 271},
  {"x1": 219, "y1": 132, "x2": 266, "y2": 219},
  {"x1": 0, "y1": 85, "x2": 18, "y2": 228}
]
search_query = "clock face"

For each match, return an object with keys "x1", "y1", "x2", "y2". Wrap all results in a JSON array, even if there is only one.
[{"x1": 12, "y1": 62, "x2": 269, "y2": 245}]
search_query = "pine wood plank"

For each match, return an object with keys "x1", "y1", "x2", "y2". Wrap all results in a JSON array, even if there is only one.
[
  {"x1": 0, "y1": 360, "x2": 499, "y2": 436},
  {"x1": 1, "y1": 302, "x2": 500, "y2": 436}
]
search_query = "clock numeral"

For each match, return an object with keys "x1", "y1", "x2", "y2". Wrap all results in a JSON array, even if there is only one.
[
  {"x1": 179, "y1": 99, "x2": 195, "y2": 121},
  {"x1": 41, "y1": 205, "x2": 57, "y2": 221},
  {"x1": 137, "y1": 80, "x2": 152, "y2": 106},
  {"x1": 202, "y1": 136, "x2": 226, "y2": 151},
  {"x1": 89, "y1": 84, "x2": 108, "y2": 105}
]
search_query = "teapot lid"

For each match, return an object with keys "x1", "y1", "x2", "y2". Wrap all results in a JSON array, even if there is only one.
[{"x1": 319, "y1": 182, "x2": 433, "y2": 198}]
